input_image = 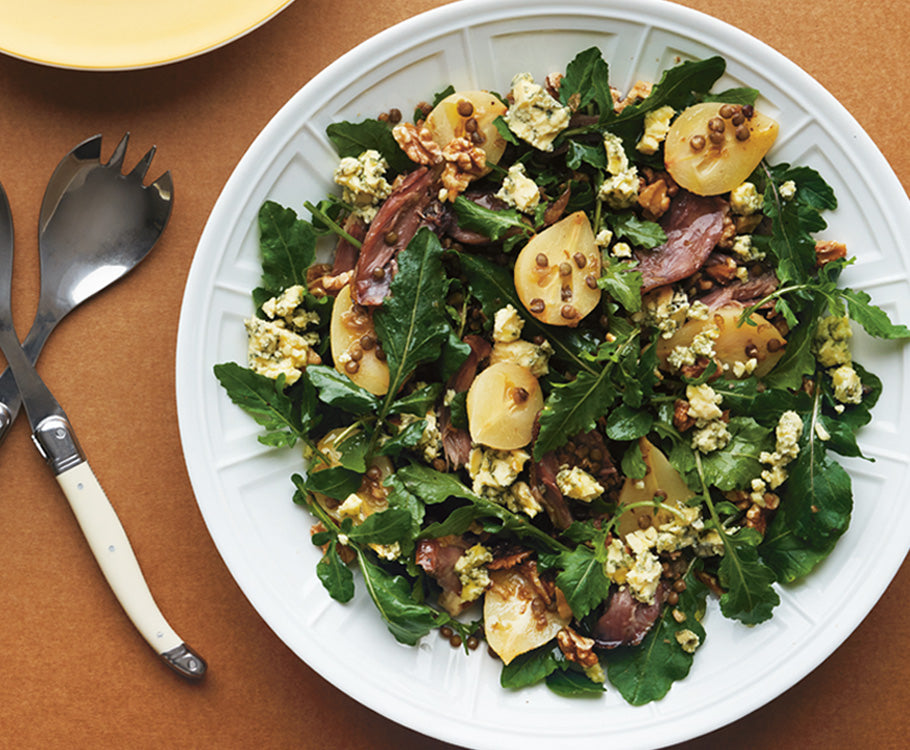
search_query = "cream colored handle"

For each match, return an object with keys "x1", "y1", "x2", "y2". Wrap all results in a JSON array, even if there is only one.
[{"x1": 56, "y1": 461, "x2": 206, "y2": 679}]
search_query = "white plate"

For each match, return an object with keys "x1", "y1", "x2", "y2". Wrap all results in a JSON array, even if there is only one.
[
  {"x1": 0, "y1": 0, "x2": 294, "y2": 70},
  {"x1": 176, "y1": 1, "x2": 910, "y2": 747}
]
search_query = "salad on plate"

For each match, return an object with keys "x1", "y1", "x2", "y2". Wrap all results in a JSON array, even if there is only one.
[{"x1": 215, "y1": 47, "x2": 909, "y2": 704}]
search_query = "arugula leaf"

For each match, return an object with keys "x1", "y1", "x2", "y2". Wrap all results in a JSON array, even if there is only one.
[
  {"x1": 841, "y1": 288, "x2": 910, "y2": 339},
  {"x1": 374, "y1": 229, "x2": 450, "y2": 387},
  {"x1": 607, "y1": 212, "x2": 667, "y2": 249},
  {"x1": 717, "y1": 527, "x2": 780, "y2": 624},
  {"x1": 493, "y1": 115, "x2": 519, "y2": 146},
  {"x1": 383, "y1": 473, "x2": 426, "y2": 542},
  {"x1": 785, "y1": 437, "x2": 853, "y2": 547},
  {"x1": 355, "y1": 550, "x2": 445, "y2": 645},
  {"x1": 546, "y1": 668, "x2": 606, "y2": 697},
  {"x1": 316, "y1": 541, "x2": 355, "y2": 602},
  {"x1": 607, "y1": 567, "x2": 708, "y2": 704},
  {"x1": 500, "y1": 645, "x2": 561, "y2": 689},
  {"x1": 325, "y1": 119, "x2": 412, "y2": 174},
  {"x1": 395, "y1": 464, "x2": 568, "y2": 552},
  {"x1": 452, "y1": 195, "x2": 533, "y2": 243},
  {"x1": 257, "y1": 201, "x2": 316, "y2": 297},
  {"x1": 621, "y1": 440, "x2": 648, "y2": 480},
  {"x1": 605, "y1": 403, "x2": 654, "y2": 441},
  {"x1": 560, "y1": 47, "x2": 612, "y2": 115},
  {"x1": 304, "y1": 466, "x2": 363, "y2": 501},
  {"x1": 379, "y1": 418, "x2": 426, "y2": 458},
  {"x1": 214, "y1": 363, "x2": 307, "y2": 447},
  {"x1": 759, "y1": 503, "x2": 837, "y2": 583},
  {"x1": 763, "y1": 296, "x2": 827, "y2": 390},
  {"x1": 346, "y1": 508, "x2": 415, "y2": 546},
  {"x1": 566, "y1": 140, "x2": 607, "y2": 170},
  {"x1": 555, "y1": 544, "x2": 611, "y2": 620},
  {"x1": 394, "y1": 463, "x2": 476, "y2": 505},
  {"x1": 389, "y1": 382, "x2": 443, "y2": 416},
  {"x1": 605, "y1": 57, "x2": 726, "y2": 142},
  {"x1": 535, "y1": 368, "x2": 617, "y2": 459},
  {"x1": 700, "y1": 417, "x2": 771, "y2": 491},
  {"x1": 704, "y1": 87, "x2": 759, "y2": 105},
  {"x1": 597, "y1": 257, "x2": 643, "y2": 313},
  {"x1": 535, "y1": 331, "x2": 640, "y2": 459},
  {"x1": 305, "y1": 364, "x2": 379, "y2": 415},
  {"x1": 760, "y1": 162, "x2": 835, "y2": 289}
]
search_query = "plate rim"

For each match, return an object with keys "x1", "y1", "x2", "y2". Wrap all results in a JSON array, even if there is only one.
[
  {"x1": 0, "y1": 0, "x2": 295, "y2": 71},
  {"x1": 176, "y1": 1, "x2": 910, "y2": 747}
]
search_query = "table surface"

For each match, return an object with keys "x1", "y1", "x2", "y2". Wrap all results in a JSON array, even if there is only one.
[{"x1": 0, "y1": 1, "x2": 907, "y2": 747}]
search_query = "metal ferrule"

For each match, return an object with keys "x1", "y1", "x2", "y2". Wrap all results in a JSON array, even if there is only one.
[
  {"x1": 32, "y1": 414, "x2": 85, "y2": 474},
  {"x1": 0, "y1": 401, "x2": 11, "y2": 439},
  {"x1": 160, "y1": 643, "x2": 207, "y2": 680}
]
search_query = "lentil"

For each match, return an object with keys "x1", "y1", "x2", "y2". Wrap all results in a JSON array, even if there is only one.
[
  {"x1": 689, "y1": 134, "x2": 706, "y2": 151},
  {"x1": 708, "y1": 117, "x2": 725, "y2": 132}
]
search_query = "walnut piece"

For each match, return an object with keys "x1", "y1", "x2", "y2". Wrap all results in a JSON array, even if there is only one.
[
  {"x1": 614, "y1": 80, "x2": 653, "y2": 113},
  {"x1": 440, "y1": 137, "x2": 487, "y2": 201},
  {"x1": 308, "y1": 266, "x2": 353, "y2": 297},
  {"x1": 557, "y1": 626, "x2": 600, "y2": 668},
  {"x1": 815, "y1": 240, "x2": 847, "y2": 267},
  {"x1": 673, "y1": 398, "x2": 696, "y2": 432},
  {"x1": 638, "y1": 179, "x2": 671, "y2": 220},
  {"x1": 704, "y1": 253, "x2": 739, "y2": 283},
  {"x1": 392, "y1": 122, "x2": 443, "y2": 165}
]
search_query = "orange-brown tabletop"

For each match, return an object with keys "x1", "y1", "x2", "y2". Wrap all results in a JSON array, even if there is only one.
[{"x1": 0, "y1": 1, "x2": 907, "y2": 748}]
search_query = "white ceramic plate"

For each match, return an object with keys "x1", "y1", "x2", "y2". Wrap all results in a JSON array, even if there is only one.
[
  {"x1": 0, "y1": 0, "x2": 294, "y2": 70},
  {"x1": 176, "y1": 1, "x2": 910, "y2": 747}
]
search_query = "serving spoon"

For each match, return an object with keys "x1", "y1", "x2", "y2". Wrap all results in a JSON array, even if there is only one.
[{"x1": 0, "y1": 134, "x2": 169, "y2": 444}]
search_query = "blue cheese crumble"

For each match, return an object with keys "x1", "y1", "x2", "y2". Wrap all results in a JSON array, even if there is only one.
[
  {"x1": 675, "y1": 629, "x2": 700, "y2": 653},
  {"x1": 636, "y1": 105, "x2": 675, "y2": 155},
  {"x1": 731, "y1": 234, "x2": 766, "y2": 262},
  {"x1": 245, "y1": 287, "x2": 321, "y2": 385},
  {"x1": 751, "y1": 410, "x2": 803, "y2": 502},
  {"x1": 729, "y1": 181, "x2": 763, "y2": 215},
  {"x1": 555, "y1": 465, "x2": 604, "y2": 502},
  {"x1": 398, "y1": 409, "x2": 443, "y2": 463},
  {"x1": 454, "y1": 544, "x2": 493, "y2": 603},
  {"x1": 831, "y1": 364, "x2": 863, "y2": 404},
  {"x1": 686, "y1": 383, "x2": 731, "y2": 454},
  {"x1": 814, "y1": 315, "x2": 853, "y2": 367},
  {"x1": 504, "y1": 73, "x2": 571, "y2": 152},
  {"x1": 467, "y1": 444, "x2": 542, "y2": 517},
  {"x1": 813, "y1": 316, "x2": 863, "y2": 404},
  {"x1": 489, "y1": 305, "x2": 552, "y2": 377},
  {"x1": 495, "y1": 164, "x2": 540, "y2": 213},
  {"x1": 668, "y1": 324, "x2": 720, "y2": 370},
  {"x1": 333, "y1": 149, "x2": 392, "y2": 222},
  {"x1": 598, "y1": 132, "x2": 639, "y2": 209},
  {"x1": 493, "y1": 304, "x2": 524, "y2": 343}
]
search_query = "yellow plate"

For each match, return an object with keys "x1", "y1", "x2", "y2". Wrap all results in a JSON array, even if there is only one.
[{"x1": 0, "y1": 0, "x2": 295, "y2": 70}]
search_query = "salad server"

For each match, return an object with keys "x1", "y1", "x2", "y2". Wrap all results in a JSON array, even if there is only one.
[
  {"x1": 0, "y1": 134, "x2": 169, "y2": 446},
  {"x1": 0, "y1": 181, "x2": 205, "y2": 680}
]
